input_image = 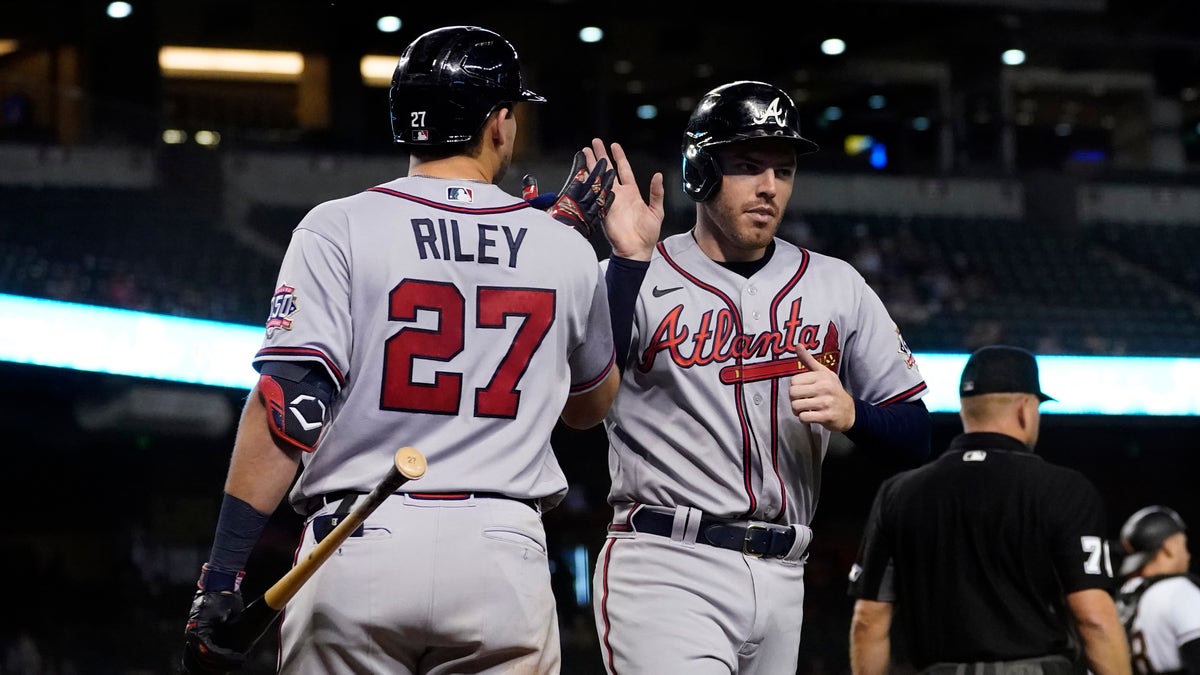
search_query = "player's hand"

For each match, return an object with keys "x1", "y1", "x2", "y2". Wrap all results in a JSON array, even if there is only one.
[
  {"x1": 182, "y1": 590, "x2": 248, "y2": 673},
  {"x1": 522, "y1": 150, "x2": 617, "y2": 238},
  {"x1": 587, "y1": 137, "x2": 664, "y2": 262},
  {"x1": 521, "y1": 174, "x2": 556, "y2": 210},
  {"x1": 789, "y1": 346, "x2": 855, "y2": 432}
]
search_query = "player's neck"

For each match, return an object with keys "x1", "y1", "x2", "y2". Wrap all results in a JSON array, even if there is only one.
[{"x1": 408, "y1": 156, "x2": 492, "y2": 183}]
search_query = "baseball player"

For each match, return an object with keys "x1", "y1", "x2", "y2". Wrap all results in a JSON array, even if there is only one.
[
  {"x1": 1114, "y1": 505, "x2": 1200, "y2": 674},
  {"x1": 847, "y1": 345, "x2": 1130, "y2": 675},
  {"x1": 582, "y1": 81, "x2": 932, "y2": 674},
  {"x1": 181, "y1": 25, "x2": 619, "y2": 674}
]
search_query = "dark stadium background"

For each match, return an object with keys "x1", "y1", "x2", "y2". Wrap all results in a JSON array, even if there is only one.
[{"x1": 1, "y1": 1, "x2": 1198, "y2": 673}]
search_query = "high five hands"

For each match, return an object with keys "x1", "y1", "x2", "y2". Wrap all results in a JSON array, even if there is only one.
[
  {"x1": 789, "y1": 346, "x2": 856, "y2": 433},
  {"x1": 581, "y1": 138, "x2": 665, "y2": 262}
]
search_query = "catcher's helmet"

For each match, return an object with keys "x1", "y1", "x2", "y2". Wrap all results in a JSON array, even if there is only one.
[
  {"x1": 681, "y1": 80, "x2": 819, "y2": 202},
  {"x1": 389, "y1": 25, "x2": 545, "y2": 146},
  {"x1": 1118, "y1": 505, "x2": 1187, "y2": 576}
]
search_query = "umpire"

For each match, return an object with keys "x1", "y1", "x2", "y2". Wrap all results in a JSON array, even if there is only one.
[{"x1": 847, "y1": 345, "x2": 1131, "y2": 675}]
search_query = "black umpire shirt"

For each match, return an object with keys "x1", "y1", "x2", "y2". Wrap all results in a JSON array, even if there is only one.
[{"x1": 847, "y1": 432, "x2": 1116, "y2": 670}]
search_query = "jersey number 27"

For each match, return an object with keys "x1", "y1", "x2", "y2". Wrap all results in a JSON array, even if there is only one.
[{"x1": 381, "y1": 279, "x2": 554, "y2": 418}]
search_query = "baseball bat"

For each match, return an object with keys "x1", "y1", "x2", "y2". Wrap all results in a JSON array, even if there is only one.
[{"x1": 213, "y1": 446, "x2": 427, "y2": 653}]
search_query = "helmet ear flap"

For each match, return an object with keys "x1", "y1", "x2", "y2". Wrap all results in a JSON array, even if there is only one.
[{"x1": 682, "y1": 142, "x2": 722, "y2": 202}]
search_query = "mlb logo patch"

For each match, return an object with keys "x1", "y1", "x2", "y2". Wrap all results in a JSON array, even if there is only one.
[
  {"x1": 412, "y1": 129, "x2": 430, "y2": 141},
  {"x1": 447, "y1": 186, "x2": 474, "y2": 203}
]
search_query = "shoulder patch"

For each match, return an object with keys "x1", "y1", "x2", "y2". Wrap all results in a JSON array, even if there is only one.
[
  {"x1": 266, "y1": 284, "x2": 298, "y2": 337},
  {"x1": 895, "y1": 324, "x2": 917, "y2": 369}
]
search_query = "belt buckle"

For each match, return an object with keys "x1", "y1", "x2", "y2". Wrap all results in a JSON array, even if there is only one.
[{"x1": 743, "y1": 524, "x2": 767, "y2": 557}]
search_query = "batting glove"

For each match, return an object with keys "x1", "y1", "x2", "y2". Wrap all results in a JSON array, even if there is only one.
[
  {"x1": 522, "y1": 150, "x2": 616, "y2": 238},
  {"x1": 182, "y1": 564, "x2": 248, "y2": 674}
]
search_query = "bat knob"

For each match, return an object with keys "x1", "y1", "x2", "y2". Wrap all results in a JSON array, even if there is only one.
[{"x1": 395, "y1": 447, "x2": 427, "y2": 480}]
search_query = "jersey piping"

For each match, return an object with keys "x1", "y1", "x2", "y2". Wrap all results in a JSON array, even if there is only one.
[
  {"x1": 765, "y1": 247, "x2": 810, "y2": 520},
  {"x1": 878, "y1": 381, "x2": 929, "y2": 406},
  {"x1": 254, "y1": 345, "x2": 346, "y2": 389},
  {"x1": 657, "y1": 240, "x2": 759, "y2": 517},
  {"x1": 571, "y1": 352, "x2": 617, "y2": 393}
]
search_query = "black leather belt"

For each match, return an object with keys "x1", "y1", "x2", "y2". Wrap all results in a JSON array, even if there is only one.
[
  {"x1": 630, "y1": 509, "x2": 797, "y2": 558},
  {"x1": 303, "y1": 490, "x2": 539, "y2": 518}
]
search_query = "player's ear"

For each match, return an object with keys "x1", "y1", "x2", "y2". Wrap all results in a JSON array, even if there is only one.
[
  {"x1": 1015, "y1": 394, "x2": 1037, "y2": 434},
  {"x1": 486, "y1": 105, "x2": 512, "y2": 143}
]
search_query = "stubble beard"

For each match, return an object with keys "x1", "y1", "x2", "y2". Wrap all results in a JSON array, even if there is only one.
[
  {"x1": 709, "y1": 199, "x2": 780, "y2": 256},
  {"x1": 494, "y1": 151, "x2": 512, "y2": 185}
]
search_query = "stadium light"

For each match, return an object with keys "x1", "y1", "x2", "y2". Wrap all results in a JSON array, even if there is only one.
[
  {"x1": 159, "y1": 46, "x2": 304, "y2": 82},
  {"x1": 579, "y1": 27, "x2": 604, "y2": 43},
  {"x1": 107, "y1": 2, "x2": 132, "y2": 19},
  {"x1": 821, "y1": 38, "x2": 846, "y2": 56},
  {"x1": 376, "y1": 16, "x2": 401, "y2": 33},
  {"x1": 1002, "y1": 48, "x2": 1026, "y2": 66},
  {"x1": 361, "y1": 55, "x2": 398, "y2": 87}
]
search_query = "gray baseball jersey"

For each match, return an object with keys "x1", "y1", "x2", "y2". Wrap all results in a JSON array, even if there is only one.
[
  {"x1": 254, "y1": 176, "x2": 615, "y2": 511},
  {"x1": 593, "y1": 232, "x2": 926, "y2": 674},
  {"x1": 604, "y1": 232, "x2": 927, "y2": 525},
  {"x1": 1118, "y1": 574, "x2": 1200, "y2": 673}
]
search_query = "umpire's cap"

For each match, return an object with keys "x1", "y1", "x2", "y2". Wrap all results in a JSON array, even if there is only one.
[
  {"x1": 958, "y1": 345, "x2": 1054, "y2": 402},
  {"x1": 1119, "y1": 505, "x2": 1187, "y2": 576},
  {"x1": 681, "y1": 81, "x2": 819, "y2": 202},
  {"x1": 389, "y1": 25, "x2": 545, "y2": 146}
]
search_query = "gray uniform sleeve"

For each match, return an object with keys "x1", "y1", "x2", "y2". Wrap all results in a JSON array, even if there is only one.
[
  {"x1": 254, "y1": 211, "x2": 352, "y2": 388},
  {"x1": 842, "y1": 275, "x2": 926, "y2": 405},
  {"x1": 569, "y1": 258, "x2": 616, "y2": 393}
]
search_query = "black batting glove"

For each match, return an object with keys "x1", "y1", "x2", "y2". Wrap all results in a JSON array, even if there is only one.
[
  {"x1": 182, "y1": 564, "x2": 248, "y2": 674},
  {"x1": 523, "y1": 151, "x2": 616, "y2": 238},
  {"x1": 521, "y1": 174, "x2": 557, "y2": 210}
]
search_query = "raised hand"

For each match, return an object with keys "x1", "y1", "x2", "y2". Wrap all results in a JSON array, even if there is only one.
[
  {"x1": 585, "y1": 138, "x2": 664, "y2": 262},
  {"x1": 522, "y1": 150, "x2": 616, "y2": 238},
  {"x1": 789, "y1": 346, "x2": 856, "y2": 432}
]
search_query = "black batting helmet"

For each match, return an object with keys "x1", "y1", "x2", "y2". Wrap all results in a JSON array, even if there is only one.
[
  {"x1": 1118, "y1": 505, "x2": 1187, "y2": 576},
  {"x1": 389, "y1": 25, "x2": 545, "y2": 146},
  {"x1": 681, "y1": 81, "x2": 819, "y2": 202}
]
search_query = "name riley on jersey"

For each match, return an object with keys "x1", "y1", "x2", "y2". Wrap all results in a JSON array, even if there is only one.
[{"x1": 410, "y1": 217, "x2": 527, "y2": 268}]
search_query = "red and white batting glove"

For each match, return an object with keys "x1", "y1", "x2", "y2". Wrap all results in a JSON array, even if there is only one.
[{"x1": 522, "y1": 150, "x2": 616, "y2": 238}]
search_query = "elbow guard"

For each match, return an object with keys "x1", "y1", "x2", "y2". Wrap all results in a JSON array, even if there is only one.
[{"x1": 257, "y1": 361, "x2": 335, "y2": 453}]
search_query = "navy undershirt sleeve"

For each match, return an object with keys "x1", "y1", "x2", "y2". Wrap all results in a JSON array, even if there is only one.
[
  {"x1": 205, "y1": 493, "x2": 270, "y2": 588},
  {"x1": 843, "y1": 398, "x2": 932, "y2": 466},
  {"x1": 606, "y1": 256, "x2": 649, "y2": 373}
]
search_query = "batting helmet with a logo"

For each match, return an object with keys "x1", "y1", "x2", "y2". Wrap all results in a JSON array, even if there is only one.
[
  {"x1": 389, "y1": 25, "x2": 545, "y2": 146},
  {"x1": 681, "y1": 81, "x2": 819, "y2": 202}
]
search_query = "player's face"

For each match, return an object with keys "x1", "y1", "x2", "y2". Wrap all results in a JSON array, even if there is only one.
[{"x1": 696, "y1": 139, "x2": 796, "y2": 262}]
